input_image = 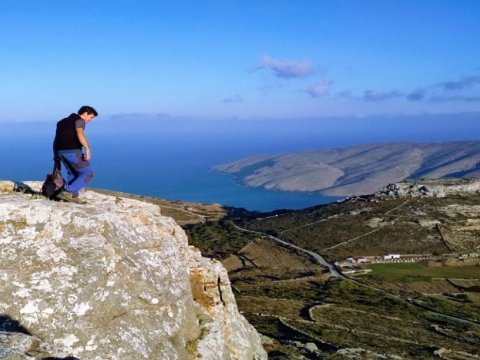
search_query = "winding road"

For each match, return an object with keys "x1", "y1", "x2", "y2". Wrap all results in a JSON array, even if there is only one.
[
  {"x1": 232, "y1": 223, "x2": 341, "y2": 277},
  {"x1": 232, "y1": 222, "x2": 480, "y2": 328}
]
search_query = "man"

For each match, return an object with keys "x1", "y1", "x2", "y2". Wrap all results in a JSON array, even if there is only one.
[{"x1": 53, "y1": 105, "x2": 98, "y2": 204}]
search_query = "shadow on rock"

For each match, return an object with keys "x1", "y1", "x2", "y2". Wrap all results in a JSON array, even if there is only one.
[{"x1": 0, "y1": 314, "x2": 31, "y2": 335}]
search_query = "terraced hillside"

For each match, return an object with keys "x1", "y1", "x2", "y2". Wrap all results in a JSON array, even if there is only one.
[
  {"x1": 185, "y1": 179, "x2": 480, "y2": 359},
  {"x1": 239, "y1": 179, "x2": 480, "y2": 262}
]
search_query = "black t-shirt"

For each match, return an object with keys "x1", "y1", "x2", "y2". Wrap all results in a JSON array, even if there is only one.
[{"x1": 53, "y1": 113, "x2": 85, "y2": 152}]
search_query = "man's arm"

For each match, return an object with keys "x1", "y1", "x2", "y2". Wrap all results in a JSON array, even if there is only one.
[{"x1": 76, "y1": 127, "x2": 91, "y2": 160}]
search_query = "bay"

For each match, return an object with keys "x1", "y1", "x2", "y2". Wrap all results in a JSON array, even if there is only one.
[{"x1": 0, "y1": 130, "x2": 338, "y2": 212}]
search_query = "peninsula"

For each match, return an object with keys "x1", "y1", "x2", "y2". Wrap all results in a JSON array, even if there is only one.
[{"x1": 213, "y1": 141, "x2": 480, "y2": 196}]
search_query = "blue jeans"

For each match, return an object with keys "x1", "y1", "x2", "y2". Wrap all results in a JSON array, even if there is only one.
[{"x1": 58, "y1": 151, "x2": 94, "y2": 196}]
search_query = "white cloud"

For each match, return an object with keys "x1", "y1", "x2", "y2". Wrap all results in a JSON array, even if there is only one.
[
  {"x1": 307, "y1": 80, "x2": 334, "y2": 98},
  {"x1": 259, "y1": 55, "x2": 314, "y2": 78}
]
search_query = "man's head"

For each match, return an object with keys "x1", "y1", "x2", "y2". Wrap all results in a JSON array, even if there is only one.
[{"x1": 78, "y1": 105, "x2": 98, "y2": 123}]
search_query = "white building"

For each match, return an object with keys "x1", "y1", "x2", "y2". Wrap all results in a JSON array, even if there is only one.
[{"x1": 383, "y1": 254, "x2": 401, "y2": 260}]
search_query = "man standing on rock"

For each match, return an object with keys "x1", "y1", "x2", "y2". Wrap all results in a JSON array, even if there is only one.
[{"x1": 53, "y1": 105, "x2": 98, "y2": 204}]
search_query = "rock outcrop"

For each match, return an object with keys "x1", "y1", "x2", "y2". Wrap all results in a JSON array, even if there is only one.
[
  {"x1": 378, "y1": 178, "x2": 480, "y2": 198},
  {"x1": 0, "y1": 181, "x2": 266, "y2": 360}
]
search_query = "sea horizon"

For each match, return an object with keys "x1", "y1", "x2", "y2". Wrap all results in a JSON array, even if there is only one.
[{"x1": 1, "y1": 114, "x2": 479, "y2": 211}]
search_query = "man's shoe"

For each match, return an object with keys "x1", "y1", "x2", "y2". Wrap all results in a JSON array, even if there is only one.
[
  {"x1": 56, "y1": 190, "x2": 87, "y2": 204},
  {"x1": 72, "y1": 194, "x2": 87, "y2": 204}
]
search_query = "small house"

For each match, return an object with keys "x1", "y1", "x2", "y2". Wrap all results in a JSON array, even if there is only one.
[{"x1": 383, "y1": 254, "x2": 401, "y2": 260}]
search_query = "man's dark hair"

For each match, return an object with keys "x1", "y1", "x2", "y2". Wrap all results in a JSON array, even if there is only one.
[{"x1": 77, "y1": 105, "x2": 98, "y2": 117}]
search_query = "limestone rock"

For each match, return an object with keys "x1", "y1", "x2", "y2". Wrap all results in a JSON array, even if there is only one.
[
  {"x1": 365, "y1": 217, "x2": 384, "y2": 228},
  {"x1": 379, "y1": 179, "x2": 480, "y2": 198},
  {"x1": 304, "y1": 342, "x2": 318, "y2": 352},
  {"x1": 188, "y1": 249, "x2": 266, "y2": 359},
  {"x1": 417, "y1": 219, "x2": 441, "y2": 228},
  {"x1": 0, "y1": 182, "x2": 266, "y2": 359}
]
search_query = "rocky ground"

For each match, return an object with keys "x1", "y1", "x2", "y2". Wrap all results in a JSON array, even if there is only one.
[{"x1": 0, "y1": 181, "x2": 266, "y2": 360}]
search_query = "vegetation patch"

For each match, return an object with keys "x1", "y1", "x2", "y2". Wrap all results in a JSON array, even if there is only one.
[
  {"x1": 368, "y1": 263, "x2": 480, "y2": 282},
  {"x1": 185, "y1": 219, "x2": 256, "y2": 259}
]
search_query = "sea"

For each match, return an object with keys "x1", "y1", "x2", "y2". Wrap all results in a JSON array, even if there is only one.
[{"x1": 2, "y1": 114, "x2": 478, "y2": 211}]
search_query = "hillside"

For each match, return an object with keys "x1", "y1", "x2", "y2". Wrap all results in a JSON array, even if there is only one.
[
  {"x1": 238, "y1": 178, "x2": 480, "y2": 262},
  {"x1": 213, "y1": 141, "x2": 480, "y2": 196},
  {"x1": 183, "y1": 178, "x2": 480, "y2": 359}
]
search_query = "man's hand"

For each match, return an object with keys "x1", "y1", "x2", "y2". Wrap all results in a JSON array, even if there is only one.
[{"x1": 83, "y1": 149, "x2": 91, "y2": 161}]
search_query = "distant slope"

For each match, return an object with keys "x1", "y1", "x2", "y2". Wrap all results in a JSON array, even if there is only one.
[
  {"x1": 213, "y1": 141, "x2": 480, "y2": 196},
  {"x1": 238, "y1": 178, "x2": 480, "y2": 261}
]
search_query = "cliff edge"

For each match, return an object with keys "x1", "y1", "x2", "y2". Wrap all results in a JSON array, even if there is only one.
[{"x1": 0, "y1": 181, "x2": 266, "y2": 360}]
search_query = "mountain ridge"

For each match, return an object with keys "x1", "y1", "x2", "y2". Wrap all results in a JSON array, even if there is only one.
[{"x1": 213, "y1": 141, "x2": 480, "y2": 196}]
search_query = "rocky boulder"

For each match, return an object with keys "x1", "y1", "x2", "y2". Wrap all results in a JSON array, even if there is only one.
[{"x1": 0, "y1": 181, "x2": 266, "y2": 360}]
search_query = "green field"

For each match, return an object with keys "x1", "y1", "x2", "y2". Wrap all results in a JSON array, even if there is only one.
[{"x1": 368, "y1": 263, "x2": 480, "y2": 282}]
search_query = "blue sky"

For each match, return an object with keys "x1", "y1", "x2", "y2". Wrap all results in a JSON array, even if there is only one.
[{"x1": 1, "y1": 0, "x2": 480, "y2": 122}]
